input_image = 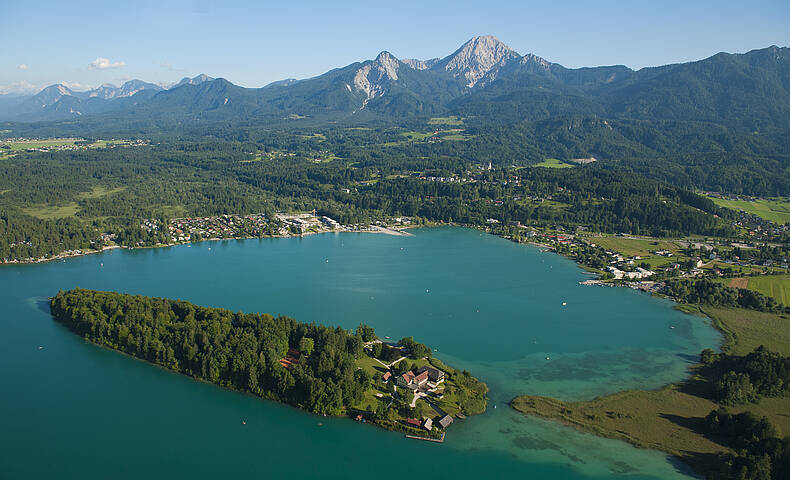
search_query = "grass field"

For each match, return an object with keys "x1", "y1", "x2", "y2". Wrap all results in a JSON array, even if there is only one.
[
  {"x1": 702, "y1": 306, "x2": 790, "y2": 355},
  {"x1": 591, "y1": 236, "x2": 680, "y2": 257},
  {"x1": 1, "y1": 138, "x2": 81, "y2": 158},
  {"x1": 442, "y1": 133, "x2": 474, "y2": 141},
  {"x1": 21, "y1": 203, "x2": 80, "y2": 220},
  {"x1": 400, "y1": 131, "x2": 434, "y2": 141},
  {"x1": 427, "y1": 116, "x2": 463, "y2": 125},
  {"x1": 299, "y1": 133, "x2": 326, "y2": 140},
  {"x1": 532, "y1": 158, "x2": 574, "y2": 168},
  {"x1": 708, "y1": 196, "x2": 790, "y2": 224},
  {"x1": 590, "y1": 236, "x2": 683, "y2": 268},
  {"x1": 77, "y1": 185, "x2": 126, "y2": 200},
  {"x1": 512, "y1": 305, "x2": 790, "y2": 476}
]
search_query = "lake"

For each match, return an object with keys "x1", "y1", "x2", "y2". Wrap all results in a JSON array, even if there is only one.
[{"x1": 0, "y1": 227, "x2": 721, "y2": 479}]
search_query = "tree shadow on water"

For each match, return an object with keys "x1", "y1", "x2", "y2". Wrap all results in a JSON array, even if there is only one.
[
  {"x1": 35, "y1": 298, "x2": 52, "y2": 316},
  {"x1": 675, "y1": 352, "x2": 699, "y2": 364}
]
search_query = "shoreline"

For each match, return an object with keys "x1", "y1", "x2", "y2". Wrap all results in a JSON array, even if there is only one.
[{"x1": 1, "y1": 224, "x2": 417, "y2": 267}]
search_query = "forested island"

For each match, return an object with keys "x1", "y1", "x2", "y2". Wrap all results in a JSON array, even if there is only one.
[{"x1": 49, "y1": 288, "x2": 486, "y2": 437}]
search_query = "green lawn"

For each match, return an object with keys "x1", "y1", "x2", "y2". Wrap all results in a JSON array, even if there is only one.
[
  {"x1": 708, "y1": 196, "x2": 790, "y2": 224},
  {"x1": 532, "y1": 158, "x2": 574, "y2": 168}
]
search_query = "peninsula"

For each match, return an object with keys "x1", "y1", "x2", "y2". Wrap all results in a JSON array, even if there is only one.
[
  {"x1": 511, "y1": 304, "x2": 790, "y2": 479},
  {"x1": 50, "y1": 288, "x2": 486, "y2": 438}
]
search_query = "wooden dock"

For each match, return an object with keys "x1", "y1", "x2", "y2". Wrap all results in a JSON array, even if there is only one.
[{"x1": 405, "y1": 432, "x2": 445, "y2": 443}]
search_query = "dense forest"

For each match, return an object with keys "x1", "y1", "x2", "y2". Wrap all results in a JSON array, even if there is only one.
[
  {"x1": 50, "y1": 288, "x2": 373, "y2": 415},
  {"x1": 699, "y1": 346, "x2": 790, "y2": 406},
  {"x1": 0, "y1": 139, "x2": 741, "y2": 261},
  {"x1": 704, "y1": 409, "x2": 790, "y2": 480}
]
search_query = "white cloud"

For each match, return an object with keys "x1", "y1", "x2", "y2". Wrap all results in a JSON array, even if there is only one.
[
  {"x1": 89, "y1": 57, "x2": 126, "y2": 70},
  {"x1": 60, "y1": 81, "x2": 93, "y2": 92},
  {"x1": 18, "y1": 64, "x2": 28, "y2": 70},
  {"x1": 0, "y1": 81, "x2": 40, "y2": 95}
]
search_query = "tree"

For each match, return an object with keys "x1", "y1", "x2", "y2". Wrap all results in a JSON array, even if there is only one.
[
  {"x1": 299, "y1": 336, "x2": 314, "y2": 356},
  {"x1": 701, "y1": 348, "x2": 718, "y2": 365},
  {"x1": 356, "y1": 323, "x2": 376, "y2": 342},
  {"x1": 718, "y1": 371, "x2": 757, "y2": 405}
]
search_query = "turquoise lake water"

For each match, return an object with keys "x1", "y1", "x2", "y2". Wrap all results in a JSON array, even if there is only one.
[{"x1": 0, "y1": 227, "x2": 722, "y2": 479}]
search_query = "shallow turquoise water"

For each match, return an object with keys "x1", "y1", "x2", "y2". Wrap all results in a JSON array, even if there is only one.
[{"x1": 0, "y1": 227, "x2": 721, "y2": 479}]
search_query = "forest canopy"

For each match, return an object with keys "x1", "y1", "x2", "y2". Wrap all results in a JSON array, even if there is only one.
[{"x1": 50, "y1": 288, "x2": 373, "y2": 415}]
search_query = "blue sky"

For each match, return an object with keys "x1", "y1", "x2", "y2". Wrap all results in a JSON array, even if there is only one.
[{"x1": 2, "y1": 0, "x2": 789, "y2": 94}]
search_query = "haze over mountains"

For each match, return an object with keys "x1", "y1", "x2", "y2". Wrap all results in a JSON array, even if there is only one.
[{"x1": 1, "y1": 35, "x2": 789, "y2": 132}]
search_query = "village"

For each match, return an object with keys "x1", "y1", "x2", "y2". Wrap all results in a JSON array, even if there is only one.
[
  {"x1": 140, "y1": 212, "x2": 414, "y2": 244},
  {"x1": 272, "y1": 335, "x2": 483, "y2": 441}
]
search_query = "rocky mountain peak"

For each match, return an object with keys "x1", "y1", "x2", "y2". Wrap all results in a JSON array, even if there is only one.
[
  {"x1": 373, "y1": 51, "x2": 400, "y2": 80},
  {"x1": 352, "y1": 52, "x2": 403, "y2": 104},
  {"x1": 437, "y1": 35, "x2": 520, "y2": 87}
]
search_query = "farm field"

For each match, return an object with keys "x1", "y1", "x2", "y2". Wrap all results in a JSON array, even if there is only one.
[
  {"x1": 727, "y1": 275, "x2": 790, "y2": 306},
  {"x1": 708, "y1": 196, "x2": 790, "y2": 224}
]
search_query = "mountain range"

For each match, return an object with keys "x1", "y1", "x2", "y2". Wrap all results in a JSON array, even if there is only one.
[{"x1": 1, "y1": 35, "x2": 789, "y2": 132}]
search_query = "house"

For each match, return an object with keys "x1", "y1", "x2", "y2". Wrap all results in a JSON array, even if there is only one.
[
  {"x1": 406, "y1": 418, "x2": 421, "y2": 427},
  {"x1": 278, "y1": 349, "x2": 301, "y2": 369},
  {"x1": 398, "y1": 371, "x2": 416, "y2": 388},
  {"x1": 438, "y1": 415, "x2": 454, "y2": 428},
  {"x1": 398, "y1": 369, "x2": 430, "y2": 390},
  {"x1": 423, "y1": 418, "x2": 433, "y2": 431},
  {"x1": 382, "y1": 371, "x2": 392, "y2": 382},
  {"x1": 416, "y1": 366, "x2": 445, "y2": 383}
]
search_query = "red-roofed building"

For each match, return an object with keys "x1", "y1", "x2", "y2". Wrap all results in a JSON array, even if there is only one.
[{"x1": 397, "y1": 369, "x2": 431, "y2": 390}]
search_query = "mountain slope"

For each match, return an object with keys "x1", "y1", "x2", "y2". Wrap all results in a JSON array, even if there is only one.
[{"x1": 1, "y1": 38, "x2": 789, "y2": 134}]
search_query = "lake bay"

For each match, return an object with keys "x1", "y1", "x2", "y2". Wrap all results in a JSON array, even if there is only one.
[{"x1": 0, "y1": 227, "x2": 721, "y2": 479}]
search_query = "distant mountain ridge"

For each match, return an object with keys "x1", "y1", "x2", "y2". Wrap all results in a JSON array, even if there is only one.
[{"x1": 1, "y1": 36, "x2": 789, "y2": 132}]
